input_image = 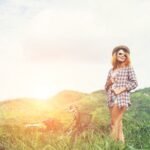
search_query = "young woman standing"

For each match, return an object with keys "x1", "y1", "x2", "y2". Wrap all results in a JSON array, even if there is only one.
[{"x1": 105, "y1": 45, "x2": 138, "y2": 143}]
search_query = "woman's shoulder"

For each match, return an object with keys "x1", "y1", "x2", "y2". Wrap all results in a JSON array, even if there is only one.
[
  {"x1": 121, "y1": 66, "x2": 135, "y2": 74},
  {"x1": 122, "y1": 65, "x2": 134, "y2": 70},
  {"x1": 107, "y1": 68, "x2": 113, "y2": 73},
  {"x1": 117, "y1": 66, "x2": 133, "y2": 74},
  {"x1": 126, "y1": 65, "x2": 134, "y2": 70}
]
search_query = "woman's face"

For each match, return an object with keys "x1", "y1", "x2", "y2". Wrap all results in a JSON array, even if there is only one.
[{"x1": 116, "y1": 49, "x2": 127, "y2": 62}]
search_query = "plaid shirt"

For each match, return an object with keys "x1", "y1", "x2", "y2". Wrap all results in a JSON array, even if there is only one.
[{"x1": 105, "y1": 66, "x2": 138, "y2": 108}]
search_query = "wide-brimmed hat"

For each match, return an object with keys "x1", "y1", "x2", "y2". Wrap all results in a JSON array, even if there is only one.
[{"x1": 112, "y1": 45, "x2": 130, "y2": 55}]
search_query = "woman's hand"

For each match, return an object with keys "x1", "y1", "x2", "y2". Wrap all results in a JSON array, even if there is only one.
[
  {"x1": 113, "y1": 87, "x2": 127, "y2": 95},
  {"x1": 109, "y1": 77, "x2": 117, "y2": 85},
  {"x1": 110, "y1": 77, "x2": 115, "y2": 84},
  {"x1": 105, "y1": 77, "x2": 117, "y2": 91}
]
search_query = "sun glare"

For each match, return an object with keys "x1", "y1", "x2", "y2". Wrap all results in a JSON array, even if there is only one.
[{"x1": 32, "y1": 87, "x2": 58, "y2": 100}]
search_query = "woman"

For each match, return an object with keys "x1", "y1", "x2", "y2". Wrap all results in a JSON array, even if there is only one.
[{"x1": 105, "y1": 45, "x2": 138, "y2": 143}]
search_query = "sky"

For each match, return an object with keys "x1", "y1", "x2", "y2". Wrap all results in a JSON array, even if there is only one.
[{"x1": 0, "y1": 0, "x2": 150, "y2": 100}]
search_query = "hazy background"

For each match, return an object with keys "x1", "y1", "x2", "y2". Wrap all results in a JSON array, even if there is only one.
[{"x1": 0, "y1": 0, "x2": 149, "y2": 100}]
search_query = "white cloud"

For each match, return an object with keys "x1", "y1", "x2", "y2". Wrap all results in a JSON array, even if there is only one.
[{"x1": 0, "y1": 0, "x2": 150, "y2": 100}]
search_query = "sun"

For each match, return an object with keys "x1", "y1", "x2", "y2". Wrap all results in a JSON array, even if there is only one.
[{"x1": 32, "y1": 87, "x2": 58, "y2": 99}]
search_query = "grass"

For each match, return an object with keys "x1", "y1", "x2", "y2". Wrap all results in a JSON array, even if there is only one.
[
  {"x1": 0, "y1": 118, "x2": 149, "y2": 150},
  {"x1": 0, "y1": 89, "x2": 149, "y2": 150}
]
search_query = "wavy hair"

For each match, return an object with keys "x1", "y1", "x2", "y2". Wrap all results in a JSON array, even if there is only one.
[{"x1": 111, "y1": 52, "x2": 131, "y2": 70}]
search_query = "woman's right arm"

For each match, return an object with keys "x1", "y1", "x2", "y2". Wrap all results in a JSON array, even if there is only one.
[{"x1": 105, "y1": 69, "x2": 113, "y2": 92}]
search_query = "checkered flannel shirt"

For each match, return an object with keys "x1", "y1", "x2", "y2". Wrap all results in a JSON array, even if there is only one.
[{"x1": 105, "y1": 66, "x2": 138, "y2": 108}]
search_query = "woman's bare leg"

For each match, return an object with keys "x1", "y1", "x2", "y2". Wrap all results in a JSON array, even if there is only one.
[
  {"x1": 109, "y1": 104, "x2": 119, "y2": 140},
  {"x1": 117, "y1": 106, "x2": 126, "y2": 143},
  {"x1": 109, "y1": 105, "x2": 126, "y2": 142}
]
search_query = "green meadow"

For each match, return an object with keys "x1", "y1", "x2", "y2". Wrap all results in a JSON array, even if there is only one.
[{"x1": 0, "y1": 88, "x2": 149, "y2": 150}]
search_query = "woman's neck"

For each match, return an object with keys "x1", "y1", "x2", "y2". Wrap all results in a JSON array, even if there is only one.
[
  {"x1": 117, "y1": 62, "x2": 126, "y2": 68},
  {"x1": 113, "y1": 63, "x2": 126, "y2": 70}
]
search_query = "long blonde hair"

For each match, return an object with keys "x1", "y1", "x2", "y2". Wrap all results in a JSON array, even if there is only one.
[{"x1": 111, "y1": 52, "x2": 131, "y2": 70}]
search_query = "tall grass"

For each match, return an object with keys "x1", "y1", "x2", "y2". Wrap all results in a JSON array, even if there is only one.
[
  {"x1": 0, "y1": 118, "x2": 149, "y2": 150},
  {"x1": 0, "y1": 89, "x2": 149, "y2": 150}
]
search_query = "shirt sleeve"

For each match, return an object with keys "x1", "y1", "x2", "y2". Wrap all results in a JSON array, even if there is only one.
[
  {"x1": 104, "y1": 69, "x2": 111, "y2": 92},
  {"x1": 125, "y1": 66, "x2": 138, "y2": 92}
]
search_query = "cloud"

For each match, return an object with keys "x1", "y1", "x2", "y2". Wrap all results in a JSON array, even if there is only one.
[
  {"x1": 21, "y1": 8, "x2": 103, "y2": 63},
  {"x1": 19, "y1": 0, "x2": 150, "y2": 64},
  {"x1": 0, "y1": 0, "x2": 150, "y2": 99},
  {"x1": 1, "y1": 0, "x2": 150, "y2": 64}
]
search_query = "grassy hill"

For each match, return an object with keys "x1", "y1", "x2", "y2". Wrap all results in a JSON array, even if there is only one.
[{"x1": 0, "y1": 88, "x2": 149, "y2": 150}]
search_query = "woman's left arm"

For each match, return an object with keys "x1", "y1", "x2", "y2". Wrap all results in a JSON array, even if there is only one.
[
  {"x1": 125, "y1": 66, "x2": 138, "y2": 92},
  {"x1": 113, "y1": 67, "x2": 138, "y2": 95}
]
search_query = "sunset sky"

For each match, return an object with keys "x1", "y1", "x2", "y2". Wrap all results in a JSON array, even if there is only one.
[{"x1": 0, "y1": 0, "x2": 150, "y2": 100}]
